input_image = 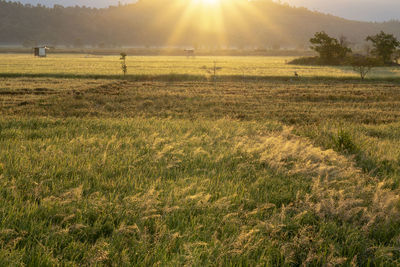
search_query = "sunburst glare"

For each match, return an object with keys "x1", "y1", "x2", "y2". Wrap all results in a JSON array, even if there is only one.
[
  {"x1": 161, "y1": 0, "x2": 275, "y2": 48},
  {"x1": 193, "y1": 0, "x2": 221, "y2": 6}
]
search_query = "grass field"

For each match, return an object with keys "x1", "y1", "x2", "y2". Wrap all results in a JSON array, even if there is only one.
[
  {"x1": 1, "y1": 54, "x2": 400, "y2": 78},
  {"x1": 0, "y1": 56, "x2": 400, "y2": 265}
]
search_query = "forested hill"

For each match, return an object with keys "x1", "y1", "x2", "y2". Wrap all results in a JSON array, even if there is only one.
[{"x1": 1, "y1": 0, "x2": 400, "y2": 48}]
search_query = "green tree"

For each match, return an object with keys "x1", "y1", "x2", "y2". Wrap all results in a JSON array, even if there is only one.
[
  {"x1": 366, "y1": 31, "x2": 400, "y2": 64},
  {"x1": 310, "y1": 31, "x2": 351, "y2": 64}
]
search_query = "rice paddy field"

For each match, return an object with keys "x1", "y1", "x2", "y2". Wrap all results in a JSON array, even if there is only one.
[
  {"x1": 0, "y1": 55, "x2": 400, "y2": 266},
  {"x1": 1, "y1": 53, "x2": 400, "y2": 78}
]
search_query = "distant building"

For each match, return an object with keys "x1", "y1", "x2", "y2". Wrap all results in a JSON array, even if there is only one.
[
  {"x1": 184, "y1": 49, "x2": 195, "y2": 57},
  {"x1": 34, "y1": 46, "x2": 48, "y2": 57}
]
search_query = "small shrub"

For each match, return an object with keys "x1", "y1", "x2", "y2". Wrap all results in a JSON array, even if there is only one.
[
  {"x1": 331, "y1": 128, "x2": 358, "y2": 154},
  {"x1": 350, "y1": 55, "x2": 380, "y2": 80},
  {"x1": 288, "y1": 56, "x2": 321, "y2": 65},
  {"x1": 120, "y1": 52, "x2": 128, "y2": 77}
]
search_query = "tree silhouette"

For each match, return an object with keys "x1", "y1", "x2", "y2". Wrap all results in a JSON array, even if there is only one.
[
  {"x1": 366, "y1": 31, "x2": 400, "y2": 64},
  {"x1": 310, "y1": 31, "x2": 351, "y2": 64}
]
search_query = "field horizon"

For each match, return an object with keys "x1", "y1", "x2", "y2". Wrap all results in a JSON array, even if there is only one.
[{"x1": 1, "y1": 54, "x2": 400, "y2": 80}]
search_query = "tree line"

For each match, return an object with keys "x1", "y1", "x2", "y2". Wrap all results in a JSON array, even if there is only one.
[
  {"x1": 290, "y1": 31, "x2": 400, "y2": 79},
  {"x1": 310, "y1": 31, "x2": 399, "y2": 65}
]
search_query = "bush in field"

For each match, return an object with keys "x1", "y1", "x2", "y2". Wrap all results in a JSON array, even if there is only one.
[
  {"x1": 288, "y1": 56, "x2": 321, "y2": 65},
  {"x1": 351, "y1": 55, "x2": 379, "y2": 80},
  {"x1": 310, "y1": 31, "x2": 352, "y2": 64},
  {"x1": 120, "y1": 52, "x2": 128, "y2": 76},
  {"x1": 331, "y1": 128, "x2": 358, "y2": 154},
  {"x1": 366, "y1": 31, "x2": 400, "y2": 64}
]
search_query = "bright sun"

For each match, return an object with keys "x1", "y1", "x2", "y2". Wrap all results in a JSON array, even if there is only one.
[
  {"x1": 193, "y1": 0, "x2": 220, "y2": 6},
  {"x1": 202, "y1": 0, "x2": 219, "y2": 4}
]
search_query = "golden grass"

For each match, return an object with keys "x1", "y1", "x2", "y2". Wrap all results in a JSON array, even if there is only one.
[
  {"x1": 1, "y1": 54, "x2": 400, "y2": 78},
  {"x1": 0, "y1": 75, "x2": 400, "y2": 265},
  {"x1": 1, "y1": 78, "x2": 400, "y2": 125}
]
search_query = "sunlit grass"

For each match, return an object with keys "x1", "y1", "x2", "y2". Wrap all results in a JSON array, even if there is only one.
[
  {"x1": 1, "y1": 116, "x2": 399, "y2": 265},
  {"x1": 1, "y1": 54, "x2": 399, "y2": 78},
  {"x1": 1, "y1": 75, "x2": 400, "y2": 265}
]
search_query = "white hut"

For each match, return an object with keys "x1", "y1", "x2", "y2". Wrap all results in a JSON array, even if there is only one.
[{"x1": 34, "y1": 46, "x2": 48, "y2": 57}]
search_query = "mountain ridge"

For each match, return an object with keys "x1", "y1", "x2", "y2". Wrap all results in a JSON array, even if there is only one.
[{"x1": 1, "y1": 0, "x2": 399, "y2": 48}]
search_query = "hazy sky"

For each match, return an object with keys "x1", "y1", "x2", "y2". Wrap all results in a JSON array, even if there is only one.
[
  {"x1": 13, "y1": 0, "x2": 134, "y2": 8},
  {"x1": 10, "y1": 0, "x2": 400, "y2": 22},
  {"x1": 280, "y1": 0, "x2": 400, "y2": 22}
]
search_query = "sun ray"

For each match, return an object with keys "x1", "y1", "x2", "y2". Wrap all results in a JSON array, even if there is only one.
[
  {"x1": 165, "y1": 0, "x2": 228, "y2": 48},
  {"x1": 197, "y1": 0, "x2": 227, "y2": 48},
  {"x1": 146, "y1": 1, "x2": 188, "y2": 45},
  {"x1": 165, "y1": 2, "x2": 198, "y2": 47},
  {"x1": 193, "y1": 0, "x2": 220, "y2": 6},
  {"x1": 238, "y1": 0, "x2": 292, "y2": 47},
  {"x1": 158, "y1": 0, "x2": 291, "y2": 49}
]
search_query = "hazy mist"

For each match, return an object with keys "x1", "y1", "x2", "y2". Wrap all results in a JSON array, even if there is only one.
[
  {"x1": 8, "y1": 0, "x2": 400, "y2": 22},
  {"x1": 281, "y1": 0, "x2": 400, "y2": 22}
]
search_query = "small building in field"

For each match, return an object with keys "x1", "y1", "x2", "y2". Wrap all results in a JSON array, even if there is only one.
[
  {"x1": 184, "y1": 49, "x2": 195, "y2": 57},
  {"x1": 34, "y1": 46, "x2": 48, "y2": 57}
]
